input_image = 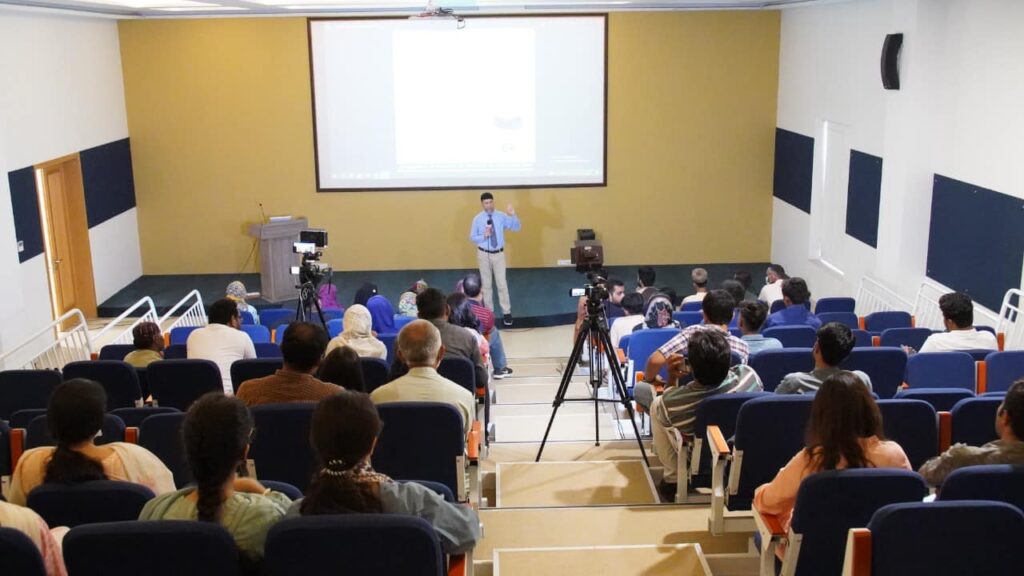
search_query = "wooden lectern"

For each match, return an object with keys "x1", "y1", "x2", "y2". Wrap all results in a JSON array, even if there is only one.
[{"x1": 248, "y1": 218, "x2": 308, "y2": 303}]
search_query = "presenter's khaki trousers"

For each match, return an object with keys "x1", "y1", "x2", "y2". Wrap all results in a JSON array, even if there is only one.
[{"x1": 477, "y1": 249, "x2": 511, "y2": 314}]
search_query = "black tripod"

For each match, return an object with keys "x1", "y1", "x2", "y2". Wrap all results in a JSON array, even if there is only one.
[
  {"x1": 536, "y1": 287, "x2": 649, "y2": 466},
  {"x1": 295, "y1": 281, "x2": 327, "y2": 329}
]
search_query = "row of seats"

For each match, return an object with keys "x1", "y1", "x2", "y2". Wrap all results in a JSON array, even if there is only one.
[
  {"x1": 235, "y1": 309, "x2": 417, "y2": 338},
  {"x1": 676, "y1": 296, "x2": 857, "y2": 315}
]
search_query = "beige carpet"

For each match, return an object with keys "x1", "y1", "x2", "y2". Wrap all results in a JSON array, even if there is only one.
[
  {"x1": 493, "y1": 544, "x2": 712, "y2": 576},
  {"x1": 495, "y1": 460, "x2": 657, "y2": 507}
]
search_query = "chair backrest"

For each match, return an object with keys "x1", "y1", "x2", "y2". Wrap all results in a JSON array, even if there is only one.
[
  {"x1": 731, "y1": 395, "x2": 814, "y2": 508},
  {"x1": 259, "y1": 308, "x2": 296, "y2": 330},
  {"x1": 863, "y1": 311, "x2": 912, "y2": 333},
  {"x1": 672, "y1": 311, "x2": 703, "y2": 327},
  {"x1": 403, "y1": 479, "x2": 456, "y2": 502},
  {"x1": 138, "y1": 412, "x2": 190, "y2": 488},
  {"x1": 63, "y1": 521, "x2": 240, "y2": 576},
  {"x1": 240, "y1": 324, "x2": 271, "y2": 344},
  {"x1": 379, "y1": 333, "x2": 397, "y2": 365},
  {"x1": 394, "y1": 315, "x2": 416, "y2": 330},
  {"x1": 62, "y1": 360, "x2": 142, "y2": 409},
  {"x1": 438, "y1": 356, "x2": 476, "y2": 394},
  {"x1": 626, "y1": 328, "x2": 679, "y2": 379},
  {"x1": 9, "y1": 408, "x2": 47, "y2": 429},
  {"x1": 762, "y1": 325, "x2": 817, "y2": 348},
  {"x1": 680, "y1": 300, "x2": 703, "y2": 312},
  {"x1": 231, "y1": 359, "x2": 283, "y2": 394},
  {"x1": 894, "y1": 388, "x2": 974, "y2": 413},
  {"x1": 876, "y1": 399, "x2": 938, "y2": 470},
  {"x1": 240, "y1": 310, "x2": 255, "y2": 325},
  {"x1": 983, "y1": 351, "x2": 1024, "y2": 393},
  {"x1": 769, "y1": 300, "x2": 786, "y2": 314},
  {"x1": 817, "y1": 312, "x2": 860, "y2": 329},
  {"x1": 359, "y1": 357, "x2": 390, "y2": 394},
  {"x1": 169, "y1": 325, "x2": 201, "y2": 346},
  {"x1": 840, "y1": 348, "x2": 908, "y2": 398},
  {"x1": 851, "y1": 329, "x2": 873, "y2": 347},
  {"x1": 0, "y1": 370, "x2": 62, "y2": 420},
  {"x1": 950, "y1": 397, "x2": 1003, "y2": 447},
  {"x1": 264, "y1": 515, "x2": 443, "y2": 576},
  {"x1": 254, "y1": 342, "x2": 282, "y2": 358},
  {"x1": 939, "y1": 464, "x2": 1024, "y2": 511},
  {"x1": 109, "y1": 406, "x2": 180, "y2": 428},
  {"x1": 26, "y1": 414, "x2": 125, "y2": 449},
  {"x1": 867, "y1": 501, "x2": 1024, "y2": 576},
  {"x1": 0, "y1": 527, "x2": 46, "y2": 576},
  {"x1": 879, "y1": 327, "x2": 934, "y2": 351},
  {"x1": 905, "y1": 352, "x2": 976, "y2": 390},
  {"x1": 692, "y1": 392, "x2": 768, "y2": 476},
  {"x1": 249, "y1": 403, "x2": 316, "y2": 491},
  {"x1": 373, "y1": 402, "x2": 464, "y2": 497},
  {"x1": 147, "y1": 359, "x2": 224, "y2": 410},
  {"x1": 320, "y1": 308, "x2": 344, "y2": 322},
  {"x1": 748, "y1": 348, "x2": 814, "y2": 392},
  {"x1": 326, "y1": 318, "x2": 344, "y2": 338},
  {"x1": 98, "y1": 344, "x2": 136, "y2": 361},
  {"x1": 790, "y1": 469, "x2": 927, "y2": 576},
  {"x1": 162, "y1": 344, "x2": 187, "y2": 359},
  {"x1": 0, "y1": 420, "x2": 11, "y2": 477},
  {"x1": 27, "y1": 480, "x2": 155, "y2": 527},
  {"x1": 814, "y1": 297, "x2": 855, "y2": 314},
  {"x1": 960, "y1": 348, "x2": 994, "y2": 362}
]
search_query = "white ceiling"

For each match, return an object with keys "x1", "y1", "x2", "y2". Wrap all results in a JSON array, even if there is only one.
[{"x1": 0, "y1": 0, "x2": 844, "y2": 19}]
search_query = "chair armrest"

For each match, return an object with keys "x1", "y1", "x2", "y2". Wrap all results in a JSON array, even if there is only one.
[
  {"x1": 871, "y1": 335, "x2": 881, "y2": 347},
  {"x1": 616, "y1": 348, "x2": 626, "y2": 364},
  {"x1": 467, "y1": 422, "x2": 481, "y2": 460},
  {"x1": 938, "y1": 411, "x2": 952, "y2": 453},
  {"x1": 635, "y1": 371, "x2": 645, "y2": 384},
  {"x1": 448, "y1": 552, "x2": 470, "y2": 576},
  {"x1": 707, "y1": 425, "x2": 729, "y2": 457},
  {"x1": 997, "y1": 332, "x2": 1005, "y2": 351},
  {"x1": 10, "y1": 428, "x2": 25, "y2": 470},
  {"x1": 754, "y1": 509, "x2": 786, "y2": 576},
  {"x1": 125, "y1": 427, "x2": 139, "y2": 444},
  {"x1": 843, "y1": 528, "x2": 872, "y2": 576},
  {"x1": 758, "y1": 511, "x2": 786, "y2": 537},
  {"x1": 976, "y1": 361, "x2": 987, "y2": 394},
  {"x1": 858, "y1": 317, "x2": 866, "y2": 330},
  {"x1": 910, "y1": 315, "x2": 916, "y2": 328},
  {"x1": 707, "y1": 425, "x2": 732, "y2": 535}
]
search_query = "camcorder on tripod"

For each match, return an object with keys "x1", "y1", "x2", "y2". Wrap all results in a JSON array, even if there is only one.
[{"x1": 290, "y1": 228, "x2": 332, "y2": 328}]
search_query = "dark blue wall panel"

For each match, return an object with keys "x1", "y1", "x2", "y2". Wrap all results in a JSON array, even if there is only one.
[
  {"x1": 926, "y1": 174, "x2": 1024, "y2": 311},
  {"x1": 80, "y1": 138, "x2": 136, "y2": 228},
  {"x1": 8, "y1": 166, "x2": 43, "y2": 263},
  {"x1": 845, "y1": 150, "x2": 883, "y2": 248},
  {"x1": 773, "y1": 128, "x2": 814, "y2": 213}
]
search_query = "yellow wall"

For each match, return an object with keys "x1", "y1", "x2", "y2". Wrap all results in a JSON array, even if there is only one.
[{"x1": 119, "y1": 12, "x2": 779, "y2": 274}]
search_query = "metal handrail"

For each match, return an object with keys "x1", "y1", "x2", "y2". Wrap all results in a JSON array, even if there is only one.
[
  {"x1": 0, "y1": 308, "x2": 92, "y2": 370},
  {"x1": 854, "y1": 276, "x2": 914, "y2": 317},
  {"x1": 997, "y1": 289, "x2": 1024, "y2": 351},
  {"x1": 913, "y1": 280, "x2": 1001, "y2": 331},
  {"x1": 91, "y1": 296, "x2": 159, "y2": 347},
  {"x1": 159, "y1": 290, "x2": 207, "y2": 333}
]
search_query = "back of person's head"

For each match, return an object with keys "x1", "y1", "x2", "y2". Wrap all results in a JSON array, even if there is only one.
[
  {"x1": 132, "y1": 321, "x2": 163, "y2": 351},
  {"x1": 939, "y1": 292, "x2": 974, "y2": 329},
  {"x1": 44, "y1": 379, "x2": 107, "y2": 484},
  {"x1": 721, "y1": 280, "x2": 745, "y2": 306},
  {"x1": 688, "y1": 330, "x2": 732, "y2": 387},
  {"x1": 1000, "y1": 380, "x2": 1024, "y2": 440},
  {"x1": 207, "y1": 298, "x2": 239, "y2": 325},
  {"x1": 768, "y1": 264, "x2": 788, "y2": 280},
  {"x1": 621, "y1": 293, "x2": 644, "y2": 315},
  {"x1": 691, "y1": 268, "x2": 708, "y2": 288},
  {"x1": 659, "y1": 286, "x2": 680, "y2": 309},
  {"x1": 446, "y1": 293, "x2": 481, "y2": 333},
  {"x1": 342, "y1": 304, "x2": 373, "y2": 337},
  {"x1": 318, "y1": 346, "x2": 366, "y2": 393},
  {"x1": 782, "y1": 277, "x2": 811, "y2": 305},
  {"x1": 398, "y1": 319, "x2": 442, "y2": 366},
  {"x1": 183, "y1": 393, "x2": 253, "y2": 523},
  {"x1": 702, "y1": 289, "x2": 736, "y2": 325},
  {"x1": 805, "y1": 372, "x2": 883, "y2": 470},
  {"x1": 738, "y1": 300, "x2": 769, "y2": 333},
  {"x1": 462, "y1": 274, "x2": 483, "y2": 298},
  {"x1": 816, "y1": 322, "x2": 856, "y2": 366},
  {"x1": 281, "y1": 322, "x2": 329, "y2": 372},
  {"x1": 734, "y1": 270, "x2": 753, "y2": 290},
  {"x1": 354, "y1": 283, "x2": 378, "y2": 307},
  {"x1": 302, "y1": 391, "x2": 384, "y2": 515},
  {"x1": 638, "y1": 266, "x2": 656, "y2": 288},
  {"x1": 415, "y1": 288, "x2": 446, "y2": 320}
]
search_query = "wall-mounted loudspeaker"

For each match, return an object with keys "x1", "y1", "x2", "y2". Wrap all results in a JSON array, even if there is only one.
[{"x1": 881, "y1": 33, "x2": 903, "y2": 90}]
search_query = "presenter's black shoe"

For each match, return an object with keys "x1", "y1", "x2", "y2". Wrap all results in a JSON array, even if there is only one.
[
  {"x1": 657, "y1": 480, "x2": 678, "y2": 503},
  {"x1": 493, "y1": 367, "x2": 513, "y2": 379},
  {"x1": 503, "y1": 314, "x2": 513, "y2": 327}
]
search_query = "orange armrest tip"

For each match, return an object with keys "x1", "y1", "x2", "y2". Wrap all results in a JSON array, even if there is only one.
[{"x1": 707, "y1": 425, "x2": 729, "y2": 455}]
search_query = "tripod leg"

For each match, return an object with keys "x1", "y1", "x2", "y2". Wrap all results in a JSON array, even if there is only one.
[
  {"x1": 598, "y1": 327, "x2": 650, "y2": 468},
  {"x1": 535, "y1": 325, "x2": 591, "y2": 462}
]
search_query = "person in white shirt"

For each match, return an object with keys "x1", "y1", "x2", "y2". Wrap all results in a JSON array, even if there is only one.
[
  {"x1": 680, "y1": 268, "x2": 709, "y2": 306},
  {"x1": 187, "y1": 298, "x2": 257, "y2": 394},
  {"x1": 918, "y1": 292, "x2": 999, "y2": 353},
  {"x1": 758, "y1": 264, "x2": 788, "y2": 305},
  {"x1": 610, "y1": 293, "x2": 645, "y2": 349}
]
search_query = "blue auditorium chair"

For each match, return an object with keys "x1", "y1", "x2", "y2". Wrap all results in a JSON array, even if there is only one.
[
  {"x1": 672, "y1": 311, "x2": 703, "y2": 327},
  {"x1": 373, "y1": 402, "x2": 466, "y2": 500},
  {"x1": 261, "y1": 480, "x2": 302, "y2": 501},
  {"x1": 852, "y1": 329, "x2": 873, "y2": 348},
  {"x1": 840, "y1": 348, "x2": 908, "y2": 398},
  {"x1": 679, "y1": 301, "x2": 703, "y2": 312},
  {"x1": 25, "y1": 414, "x2": 125, "y2": 449},
  {"x1": 254, "y1": 342, "x2": 282, "y2": 358},
  {"x1": 617, "y1": 333, "x2": 632, "y2": 354},
  {"x1": 9, "y1": 409, "x2": 46, "y2": 430},
  {"x1": 98, "y1": 344, "x2": 135, "y2": 361},
  {"x1": 147, "y1": 359, "x2": 223, "y2": 410},
  {"x1": 394, "y1": 315, "x2": 415, "y2": 330},
  {"x1": 862, "y1": 311, "x2": 912, "y2": 333},
  {"x1": 817, "y1": 312, "x2": 859, "y2": 329},
  {"x1": 982, "y1": 350, "x2": 1024, "y2": 393},
  {"x1": 762, "y1": 325, "x2": 817, "y2": 348},
  {"x1": 359, "y1": 357, "x2": 389, "y2": 394},
  {"x1": 379, "y1": 333, "x2": 398, "y2": 366},
  {"x1": 249, "y1": 403, "x2": 316, "y2": 491},
  {"x1": 769, "y1": 300, "x2": 786, "y2": 314},
  {"x1": 27, "y1": 480, "x2": 154, "y2": 527},
  {"x1": 326, "y1": 318, "x2": 344, "y2": 338},
  {"x1": 680, "y1": 392, "x2": 769, "y2": 500},
  {"x1": 438, "y1": 356, "x2": 475, "y2": 395},
  {"x1": 260, "y1": 308, "x2": 295, "y2": 331},
  {"x1": 240, "y1": 310, "x2": 255, "y2": 325},
  {"x1": 950, "y1": 396, "x2": 1002, "y2": 447},
  {"x1": 876, "y1": 399, "x2": 938, "y2": 469},
  {"x1": 168, "y1": 325, "x2": 201, "y2": 346},
  {"x1": 905, "y1": 352, "x2": 976, "y2": 390},
  {"x1": 895, "y1": 388, "x2": 973, "y2": 412},
  {"x1": 879, "y1": 327, "x2": 934, "y2": 351},
  {"x1": 109, "y1": 406, "x2": 180, "y2": 428},
  {"x1": 626, "y1": 327, "x2": 679, "y2": 382},
  {"x1": 0, "y1": 370, "x2": 61, "y2": 420},
  {"x1": 63, "y1": 360, "x2": 142, "y2": 409},
  {"x1": 231, "y1": 358, "x2": 282, "y2": 393},
  {"x1": 748, "y1": 348, "x2": 814, "y2": 392},
  {"x1": 321, "y1": 308, "x2": 344, "y2": 322},
  {"x1": 814, "y1": 297, "x2": 855, "y2": 314},
  {"x1": 938, "y1": 464, "x2": 1024, "y2": 511},
  {"x1": 162, "y1": 344, "x2": 187, "y2": 359},
  {"x1": 138, "y1": 412, "x2": 190, "y2": 487},
  {"x1": 0, "y1": 420, "x2": 12, "y2": 478},
  {"x1": 240, "y1": 324, "x2": 271, "y2": 344},
  {"x1": 0, "y1": 527, "x2": 46, "y2": 576}
]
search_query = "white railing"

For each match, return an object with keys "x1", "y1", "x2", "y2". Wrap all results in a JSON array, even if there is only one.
[
  {"x1": 0, "y1": 309, "x2": 92, "y2": 370},
  {"x1": 91, "y1": 297, "x2": 160, "y2": 348},
  {"x1": 997, "y1": 289, "x2": 1024, "y2": 351},
  {"x1": 913, "y1": 280, "x2": 1001, "y2": 331},
  {"x1": 854, "y1": 276, "x2": 914, "y2": 317},
  {"x1": 159, "y1": 290, "x2": 207, "y2": 333}
]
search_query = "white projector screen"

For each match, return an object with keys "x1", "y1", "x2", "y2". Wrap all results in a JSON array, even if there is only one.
[{"x1": 308, "y1": 16, "x2": 607, "y2": 191}]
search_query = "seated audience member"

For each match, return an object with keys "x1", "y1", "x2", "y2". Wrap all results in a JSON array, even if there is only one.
[
  {"x1": 317, "y1": 282, "x2": 341, "y2": 311},
  {"x1": 660, "y1": 287, "x2": 681, "y2": 310},
  {"x1": 734, "y1": 270, "x2": 758, "y2": 301},
  {"x1": 292, "y1": 392, "x2": 480, "y2": 553},
  {"x1": 463, "y1": 273, "x2": 512, "y2": 379},
  {"x1": 325, "y1": 304, "x2": 387, "y2": 360},
  {"x1": 353, "y1": 282, "x2": 378, "y2": 307},
  {"x1": 447, "y1": 293, "x2": 490, "y2": 365},
  {"x1": 187, "y1": 298, "x2": 256, "y2": 394},
  {"x1": 738, "y1": 300, "x2": 783, "y2": 355},
  {"x1": 226, "y1": 280, "x2": 259, "y2": 325},
  {"x1": 398, "y1": 279, "x2": 428, "y2": 318},
  {"x1": 317, "y1": 346, "x2": 366, "y2": 393},
  {"x1": 237, "y1": 322, "x2": 340, "y2": 406},
  {"x1": 140, "y1": 393, "x2": 291, "y2": 566},
  {"x1": 762, "y1": 277, "x2": 821, "y2": 329},
  {"x1": 637, "y1": 290, "x2": 749, "y2": 411},
  {"x1": 651, "y1": 330, "x2": 763, "y2": 500},
  {"x1": 605, "y1": 278, "x2": 627, "y2": 320},
  {"x1": 610, "y1": 293, "x2": 645, "y2": 349},
  {"x1": 9, "y1": 379, "x2": 175, "y2": 506},
  {"x1": 754, "y1": 373, "x2": 911, "y2": 538},
  {"x1": 918, "y1": 292, "x2": 999, "y2": 353},
  {"x1": 721, "y1": 279, "x2": 746, "y2": 328},
  {"x1": 123, "y1": 321, "x2": 164, "y2": 368},
  {"x1": 370, "y1": 320, "x2": 476, "y2": 435},
  {"x1": 680, "y1": 268, "x2": 709, "y2": 306},
  {"x1": 777, "y1": 323, "x2": 872, "y2": 394},
  {"x1": 634, "y1": 292, "x2": 680, "y2": 332},
  {"x1": 394, "y1": 288, "x2": 488, "y2": 390},
  {"x1": 637, "y1": 266, "x2": 659, "y2": 307},
  {"x1": 919, "y1": 379, "x2": 1024, "y2": 486},
  {"x1": 758, "y1": 264, "x2": 788, "y2": 305},
  {"x1": 0, "y1": 500, "x2": 66, "y2": 576},
  {"x1": 366, "y1": 294, "x2": 397, "y2": 335}
]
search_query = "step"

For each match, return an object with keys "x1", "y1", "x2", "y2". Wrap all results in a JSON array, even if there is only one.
[{"x1": 495, "y1": 460, "x2": 656, "y2": 508}]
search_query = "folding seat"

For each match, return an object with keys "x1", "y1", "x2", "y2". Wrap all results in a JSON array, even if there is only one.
[
  {"x1": 878, "y1": 327, "x2": 934, "y2": 350},
  {"x1": 814, "y1": 297, "x2": 855, "y2": 314},
  {"x1": 254, "y1": 342, "x2": 282, "y2": 358},
  {"x1": 816, "y1": 312, "x2": 859, "y2": 329},
  {"x1": 896, "y1": 352, "x2": 976, "y2": 411},
  {"x1": 0, "y1": 370, "x2": 61, "y2": 420},
  {"x1": 617, "y1": 333, "x2": 632, "y2": 354},
  {"x1": 438, "y1": 356, "x2": 475, "y2": 395},
  {"x1": 138, "y1": 412, "x2": 190, "y2": 487},
  {"x1": 961, "y1": 348, "x2": 995, "y2": 362},
  {"x1": 359, "y1": 357, "x2": 389, "y2": 394},
  {"x1": 240, "y1": 324, "x2": 271, "y2": 344},
  {"x1": 326, "y1": 318, "x2": 344, "y2": 338},
  {"x1": 762, "y1": 326, "x2": 817, "y2": 348},
  {"x1": 626, "y1": 327, "x2": 679, "y2": 385},
  {"x1": 273, "y1": 325, "x2": 290, "y2": 343},
  {"x1": 949, "y1": 396, "x2": 1002, "y2": 448},
  {"x1": 169, "y1": 325, "x2": 201, "y2": 346},
  {"x1": 373, "y1": 402, "x2": 467, "y2": 500},
  {"x1": 240, "y1": 310, "x2": 255, "y2": 325},
  {"x1": 249, "y1": 403, "x2": 316, "y2": 491},
  {"x1": 844, "y1": 501, "x2": 1024, "y2": 576},
  {"x1": 0, "y1": 527, "x2": 45, "y2": 576},
  {"x1": 259, "y1": 308, "x2": 295, "y2": 331},
  {"x1": 162, "y1": 344, "x2": 187, "y2": 359},
  {"x1": 320, "y1": 308, "x2": 344, "y2": 322},
  {"x1": 98, "y1": 344, "x2": 136, "y2": 361},
  {"x1": 63, "y1": 360, "x2": 142, "y2": 409},
  {"x1": 25, "y1": 414, "x2": 126, "y2": 449},
  {"x1": 979, "y1": 350, "x2": 1024, "y2": 393},
  {"x1": 769, "y1": 300, "x2": 786, "y2": 314},
  {"x1": 840, "y1": 348, "x2": 908, "y2": 398},
  {"x1": 63, "y1": 521, "x2": 240, "y2": 576},
  {"x1": 755, "y1": 469, "x2": 927, "y2": 576},
  {"x1": 394, "y1": 315, "x2": 415, "y2": 330},
  {"x1": 895, "y1": 388, "x2": 973, "y2": 412},
  {"x1": 851, "y1": 329, "x2": 873, "y2": 347},
  {"x1": 862, "y1": 311, "x2": 913, "y2": 333},
  {"x1": 671, "y1": 311, "x2": 703, "y2": 327},
  {"x1": 679, "y1": 301, "x2": 703, "y2": 312},
  {"x1": 109, "y1": 406, "x2": 180, "y2": 428},
  {"x1": 938, "y1": 464, "x2": 1024, "y2": 510},
  {"x1": 231, "y1": 358, "x2": 283, "y2": 393},
  {"x1": 379, "y1": 333, "x2": 398, "y2": 366},
  {"x1": 27, "y1": 480, "x2": 155, "y2": 527},
  {"x1": 9, "y1": 409, "x2": 46, "y2": 429},
  {"x1": 147, "y1": 359, "x2": 223, "y2": 410},
  {"x1": 876, "y1": 399, "x2": 938, "y2": 469},
  {"x1": 748, "y1": 348, "x2": 813, "y2": 392}
]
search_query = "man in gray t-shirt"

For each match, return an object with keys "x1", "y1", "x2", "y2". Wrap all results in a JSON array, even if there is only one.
[{"x1": 777, "y1": 322, "x2": 872, "y2": 394}]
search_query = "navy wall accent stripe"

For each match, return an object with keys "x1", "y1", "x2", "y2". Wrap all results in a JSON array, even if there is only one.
[
  {"x1": 8, "y1": 166, "x2": 44, "y2": 263},
  {"x1": 80, "y1": 138, "x2": 136, "y2": 228},
  {"x1": 845, "y1": 150, "x2": 883, "y2": 248},
  {"x1": 926, "y1": 174, "x2": 1024, "y2": 312},
  {"x1": 773, "y1": 128, "x2": 814, "y2": 214}
]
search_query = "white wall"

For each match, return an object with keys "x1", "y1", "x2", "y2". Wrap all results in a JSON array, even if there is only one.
[
  {"x1": 773, "y1": 0, "x2": 1024, "y2": 307},
  {"x1": 0, "y1": 9, "x2": 138, "y2": 356}
]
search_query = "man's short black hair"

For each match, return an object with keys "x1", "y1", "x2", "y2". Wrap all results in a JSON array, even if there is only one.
[
  {"x1": 280, "y1": 322, "x2": 328, "y2": 371},
  {"x1": 734, "y1": 270, "x2": 753, "y2": 290},
  {"x1": 688, "y1": 330, "x2": 731, "y2": 387},
  {"x1": 608, "y1": 277, "x2": 625, "y2": 291},
  {"x1": 702, "y1": 289, "x2": 736, "y2": 325},
  {"x1": 1002, "y1": 380, "x2": 1024, "y2": 440},
  {"x1": 208, "y1": 298, "x2": 240, "y2": 325},
  {"x1": 939, "y1": 292, "x2": 974, "y2": 329},
  {"x1": 416, "y1": 288, "x2": 447, "y2": 320},
  {"x1": 660, "y1": 287, "x2": 680, "y2": 309},
  {"x1": 480, "y1": 192, "x2": 493, "y2": 202},
  {"x1": 621, "y1": 293, "x2": 644, "y2": 315},
  {"x1": 768, "y1": 264, "x2": 788, "y2": 279},
  {"x1": 782, "y1": 277, "x2": 811, "y2": 305},
  {"x1": 738, "y1": 300, "x2": 769, "y2": 332},
  {"x1": 462, "y1": 273, "x2": 482, "y2": 298},
  {"x1": 637, "y1": 266, "x2": 656, "y2": 288},
  {"x1": 816, "y1": 322, "x2": 856, "y2": 366},
  {"x1": 721, "y1": 280, "x2": 745, "y2": 307}
]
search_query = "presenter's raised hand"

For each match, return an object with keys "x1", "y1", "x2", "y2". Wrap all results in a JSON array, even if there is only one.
[{"x1": 507, "y1": 204, "x2": 516, "y2": 216}]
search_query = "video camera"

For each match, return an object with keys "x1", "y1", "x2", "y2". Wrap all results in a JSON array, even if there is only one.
[
  {"x1": 568, "y1": 229, "x2": 608, "y2": 303},
  {"x1": 291, "y1": 228, "x2": 332, "y2": 289}
]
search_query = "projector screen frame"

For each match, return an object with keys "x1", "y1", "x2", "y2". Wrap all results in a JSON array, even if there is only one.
[{"x1": 306, "y1": 14, "x2": 609, "y2": 192}]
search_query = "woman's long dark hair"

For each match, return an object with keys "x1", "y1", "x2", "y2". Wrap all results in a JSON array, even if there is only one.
[
  {"x1": 301, "y1": 392, "x2": 383, "y2": 515},
  {"x1": 183, "y1": 393, "x2": 253, "y2": 522},
  {"x1": 44, "y1": 379, "x2": 108, "y2": 484},
  {"x1": 318, "y1": 346, "x2": 366, "y2": 393},
  {"x1": 805, "y1": 372, "x2": 885, "y2": 471}
]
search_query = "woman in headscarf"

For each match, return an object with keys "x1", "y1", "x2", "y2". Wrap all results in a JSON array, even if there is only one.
[
  {"x1": 226, "y1": 281, "x2": 259, "y2": 324},
  {"x1": 633, "y1": 292, "x2": 680, "y2": 332},
  {"x1": 398, "y1": 279, "x2": 428, "y2": 317},
  {"x1": 325, "y1": 304, "x2": 387, "y2": 360},
  {"x1": 353, "y1": 283, "x2": 378, "y2": 307},
  {"x1": 365, "y1": 295, "x2": 397, "y2": 335}
]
